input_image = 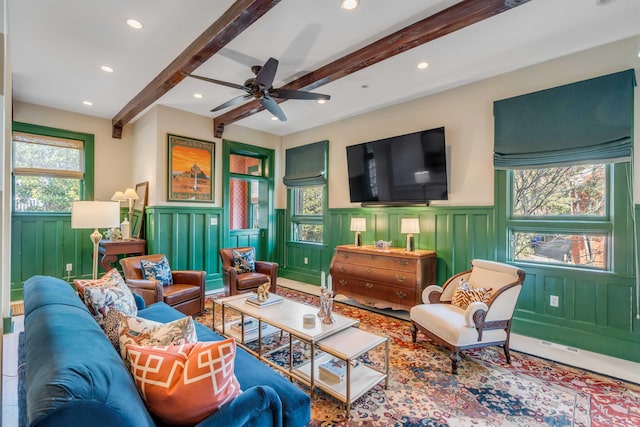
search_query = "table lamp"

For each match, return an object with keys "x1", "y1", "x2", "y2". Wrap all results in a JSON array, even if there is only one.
[
  {"x1": 71, "y1": 201, "x2": 121, "y2": 279},
  {"x1": 401, "y1": 218, "x2": 420, "y2": 252},
  {"x1": 350, "y1": 218, "x2": 366, "y2": 246}
]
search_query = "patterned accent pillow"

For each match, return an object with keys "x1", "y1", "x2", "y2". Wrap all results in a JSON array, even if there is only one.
[
  {"x1": 232, "y1": 249, "x2": 256, "y2": 273},
  {"x1": 451, "y1": 279, "x2": 492, "y2": 310},
  {"x1": 126, "y1": 340, "x2": 242, "y2": 426},
  {"x1": 102, "y1": 308, "x2": 122, "y2": 350},
  {"x1": 118, "y1": 312, "x2": 197, "y2": 362},
  {"x1": 75, "y1": 268, "x2": 124, "y2": 300},
  {"x1": 83, "y1": 270, "x2": 137, "y2": 326},
  {"x1": 140, "y1": 256, "x2": 173, "y2": 286}
]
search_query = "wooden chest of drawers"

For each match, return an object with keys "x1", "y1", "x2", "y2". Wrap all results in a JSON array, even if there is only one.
[{"x1": 329, "y1": 245, "x2": 436, "y2": 311}]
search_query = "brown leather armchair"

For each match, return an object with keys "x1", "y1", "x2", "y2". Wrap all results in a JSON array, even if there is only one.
[
  {"x1": 218, "y1": 247, "x2": 278, "y2": 296},
  {"x1": 119, "y1": 254, "x2": 205, "y2": 316}
]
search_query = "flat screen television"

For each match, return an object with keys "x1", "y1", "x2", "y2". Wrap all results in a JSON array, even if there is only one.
[{"x1": 346, "y1": 127, "x2": 448, "y2": 205}]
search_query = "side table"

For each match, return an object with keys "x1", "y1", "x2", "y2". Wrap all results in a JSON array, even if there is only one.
[{"x1": 98, "y1": 239, "x2": 146, "y2": 271}]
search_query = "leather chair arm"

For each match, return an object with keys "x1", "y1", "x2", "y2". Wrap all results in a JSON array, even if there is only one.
[
  {"x1": 172, "y1": 270, "x2": 206, "y2": 286},
  {"x1": 255, "y1": 261, "x2": 278, "y2": 292},
  {"x1": 421, "y1": 285, "x2": 443, "y2": 304},
  {"x1": 124, "y1": 279, "x2": 163, "y2": 307}
]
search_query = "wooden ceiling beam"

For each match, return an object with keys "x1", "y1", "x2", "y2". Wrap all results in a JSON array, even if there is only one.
[
  {"x1": 111, "y1": 0, "x2": 282, "y2": 138},
  {"x1": 213, "y1": 0, "x2": 530, "y2": 137}
]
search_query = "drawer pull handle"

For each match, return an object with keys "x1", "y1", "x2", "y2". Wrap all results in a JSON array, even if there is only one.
[
  {"x1": 364, "y1": 300, "x2": 375, "y2": 307},
  {"x1": 366, "y1": 266, "x2": 373, "y2": 273},
  {"x1": 339, "y1": 279, "x2": 348, "y2": 287},
  {"x1": 341, "y1": 253, "x2": 350, "y2": 259},
  {"x1": 399, "y1": 260, "x2": 410, "y2": 266},
  {"x1": 338, "y1": 265, "x2": 346, "y2": 273},
  {"x1": 365, "y1": 282, "x2": 374, "y2": 289},
  {"x1": 395, "y1": 274, "x2": 407, "y2": 282},
  {"x1": 396, "y1": 291, "x2": 407, "y2": 299}
]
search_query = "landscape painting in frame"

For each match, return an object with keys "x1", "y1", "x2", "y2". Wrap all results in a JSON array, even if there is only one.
[{"x1": 168, "y1": 134, "x2": 214, "y2": 202}]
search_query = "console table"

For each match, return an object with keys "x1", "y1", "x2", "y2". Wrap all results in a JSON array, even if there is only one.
[
  {"x1": 97, "y1": 239, "x2": 146, "y2": 271},
  {"x1": 330, "y1": 245, "x2": 436, "y2": 311}
]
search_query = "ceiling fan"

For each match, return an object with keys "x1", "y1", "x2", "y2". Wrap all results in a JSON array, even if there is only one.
[{"x1": 185, "y1": 57, "x2": 330, "y2": 122}]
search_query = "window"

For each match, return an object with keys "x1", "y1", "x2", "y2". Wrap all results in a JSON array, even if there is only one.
[
  {"x1": 508, "y1": 164, "x2": 611, "y2": 269},
  {"x1": 12, "y1": 123, "x2": 94, "y2": 212},
  {"x1": 291, "y1": 186, "x2": 324, "y2": 243}
]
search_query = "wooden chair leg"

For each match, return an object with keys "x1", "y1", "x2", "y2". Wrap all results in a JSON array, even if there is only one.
[
  {"x1": 410, "y1": 322, "x2": 418, "y2": 342},
  {"x1": 450, "y1": 351, "x2": 460, "y2": 374}
]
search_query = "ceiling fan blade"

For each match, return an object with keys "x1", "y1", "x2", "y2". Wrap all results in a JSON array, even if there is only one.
[
  {"x1": 211, "y1": 94, "x2": 253, "y2": 112},
  {"x1": 269, "y1": 88, "x2": 330, "y2": 101},
  {"x1": 260, "y1": 96, "x2": 287, "y2": 122},
  {"x1": 255, "y1": 57, "x2": 278, "y2": 88},
  {"x1": 184, "y1": 73, "x2": 247, "y2": 91}
]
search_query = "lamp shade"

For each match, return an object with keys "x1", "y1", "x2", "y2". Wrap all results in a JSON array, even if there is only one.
[
  {"x1": 123, "y1": 188, "x2": 139, "y2": 200},
  {"x1": 71, "y1": 201, "x2": 121, "y2": 229},
  {"x1": 401, "y1": 218, "x2": 420, "y2": 234},
  {"x1": 111, "y1": 191, "x2": 126, "y2": 202},
  {"x1": 350, "y1": 218, "x2": 366, "y2": 232}
]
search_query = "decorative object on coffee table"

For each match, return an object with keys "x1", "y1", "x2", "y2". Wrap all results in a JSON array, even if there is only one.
[{"x1": 256, "y1": 282, "x2": 270, "y2": 302}]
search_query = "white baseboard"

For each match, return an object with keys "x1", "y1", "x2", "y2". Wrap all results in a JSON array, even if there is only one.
[{"x1": 511, "y1": 333, "x2": 640, "y2": 385}]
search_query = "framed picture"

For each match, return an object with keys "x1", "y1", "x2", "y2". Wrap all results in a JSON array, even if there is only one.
[{"x1": 168, "y1": 134, "x2": 214, "y2": 202}]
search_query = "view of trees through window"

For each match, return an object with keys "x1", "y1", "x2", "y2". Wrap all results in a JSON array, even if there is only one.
[
  {"x1": 293, "y1": 186, "x2": 323, "y2": 243},
  {"x1": 512, "y1": 165, "x2": 607, "y2": 268},
  {"x1": 13, "y1": 132, "x2": 83, "y2": 212}
]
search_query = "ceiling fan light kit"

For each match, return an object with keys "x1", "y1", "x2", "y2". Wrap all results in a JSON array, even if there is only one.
[{"x1": 185, "y1": 57, "x2": 331, "y2": 122}]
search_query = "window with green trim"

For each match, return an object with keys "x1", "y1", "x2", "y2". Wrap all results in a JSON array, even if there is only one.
[
  {"x1": 291, "y1": 185, "x2": 324, "y2": 243},
  {"x1": 507, "y1": 163, "x2": 617, "y2": 270},
  {"x1": 12, "y1": 123, "x2": 94, "y2": 212}
]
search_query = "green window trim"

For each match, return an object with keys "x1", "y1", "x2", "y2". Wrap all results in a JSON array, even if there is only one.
[{"x1": 12, "y1": 121, "x2": 95, "y2": 201}]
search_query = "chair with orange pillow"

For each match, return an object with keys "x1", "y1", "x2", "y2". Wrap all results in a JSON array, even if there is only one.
[{"x1": 410, "y1": 259, "x2": 525, "y2": 374}]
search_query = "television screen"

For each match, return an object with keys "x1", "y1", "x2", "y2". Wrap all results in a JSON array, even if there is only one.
[{"x1": 346, "y1": 127, "x2": 447, "y2": 204}]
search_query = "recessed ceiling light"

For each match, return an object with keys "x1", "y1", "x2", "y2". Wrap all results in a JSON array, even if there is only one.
[
  {"x1": 317, "y1": 99, "x2": 326, "y2": 104},
  {"x1": 126, "y1": 18, "x2": 143, "y2": 29},
  {"x1": 637, "y1": 48, "x2": 640, "y2": 58},
  {"x1": 271, "y1": 116, "x2": 279, "y2": 121},
  {"x1": 340, "y1": 0, "x2": 359, "y2": 10},
  {"x1": 82, "y1": 101, "x2": 93, "y2": 106},
  {"x1": 100, "y1": 65, "x2": 114, "y2": 73},
  {"x1": 193, "y1": 93, "x2": 204, "y2": 99},
  {"x1": 595, "y1": 0, "x2": 615, "y2": 5},
  {"x1": 417, "y1": 62, "x2": 429, "y2": 70}
]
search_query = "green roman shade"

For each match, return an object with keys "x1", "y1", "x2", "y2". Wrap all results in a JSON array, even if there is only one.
[
  {"x1": 494, "y1": 69, "x2": 636, "y2": 169},
  {"x1": 283, "y1": 140, "x2": 328, "y2": 187}
]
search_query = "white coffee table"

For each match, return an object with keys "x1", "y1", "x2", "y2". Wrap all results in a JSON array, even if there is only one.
[{"x1": 213, "y1": 292, "x2": 389, "y2": 416}]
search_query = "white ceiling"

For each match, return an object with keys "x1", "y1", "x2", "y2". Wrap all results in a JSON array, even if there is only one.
[{"x1": 8, "y1": 0, "x2": 640, "y2": 137}]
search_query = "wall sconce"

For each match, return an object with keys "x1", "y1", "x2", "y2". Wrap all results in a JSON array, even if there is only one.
[
  {"x1": 71, "y1": 201, "x2": 120, "y2": 279},
  {"x1": 350, "y1": 218, "x2": 366, "y2": 246},
  {"x1": 401, "y1": 218, "x2": 420, "y2": 252}
]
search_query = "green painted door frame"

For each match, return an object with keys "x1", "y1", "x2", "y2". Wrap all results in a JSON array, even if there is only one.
[{"x1": 221, "y1": 140, "x2": 276, "y2": 261}]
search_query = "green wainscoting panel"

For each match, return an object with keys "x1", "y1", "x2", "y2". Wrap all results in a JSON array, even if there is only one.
[{"x1": 145, "y1": 206, "x2": 224, "y2": 292}]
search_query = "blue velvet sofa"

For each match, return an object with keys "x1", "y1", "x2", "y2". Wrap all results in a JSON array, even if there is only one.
[{"x1": 23, "y1": 275, "x2": 310, "y2": 427}]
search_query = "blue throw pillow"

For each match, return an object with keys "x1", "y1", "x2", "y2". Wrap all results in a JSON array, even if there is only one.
[
  {"x1": 232, "y1": 249, "x2": 256, "y2": 273},
  {"x1": 140, "y1": 256, "x2": 174, "y2": 286}
]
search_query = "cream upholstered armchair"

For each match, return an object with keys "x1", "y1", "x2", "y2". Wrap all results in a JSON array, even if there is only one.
[{"x1": 410, "y1": 259, "x2": 525, "y2": 374}]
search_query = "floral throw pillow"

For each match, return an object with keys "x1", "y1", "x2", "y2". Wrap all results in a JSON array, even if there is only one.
[
  {"x1": 232, "y1": 249, "x2": 256, "y2": 273},
  {"x1": 83, "y1": 270, "x2": 137, "y2": 326},
  {"x1": 118, "y1": 312, "x2": 197, "y2": 362},
  {"x1": 451, "y1": 279, "x2": 492, "y2": 310},
  {"x1": 140, "y1": 256, "x2": 173, "y2": 286},
  {"x1": 75, "y1": 268, "x2": 124, "y2": 300},
  {"x1": 126, "y1": 340, "x2": 242, "y2": 426}
]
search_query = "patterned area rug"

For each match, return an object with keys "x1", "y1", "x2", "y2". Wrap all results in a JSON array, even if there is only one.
[{"x1": 196, "y1": 288, "x2": 640, "y2": 427}]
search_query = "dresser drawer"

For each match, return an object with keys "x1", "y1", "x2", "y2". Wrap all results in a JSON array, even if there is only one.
[
  {"x1": 333, "y1": 262, "x2": 416, "y2": 288},
  {"x1": 334, "y1": 277, "x2": 417, "y2": 307},
  {"x1": 335, "y1": 251, "x2": 416, "y2": 272}
]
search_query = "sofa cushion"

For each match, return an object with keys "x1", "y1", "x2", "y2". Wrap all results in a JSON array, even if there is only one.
[
  {"x1": 140, "y1": 255, "x2": 173, "y2": 286},
  {"x1": 118, "y1": 312, "x2": 197, "y2": 361},
  {"x1": 232, "y1": 248, "x2": 256, "y2": 273},
  {"x1": 127, "y1": 340, "x2": 242, "y2": 425},
  {"x1": 451, "y1": 279, "x2": 491, "y2": 310},
  {"x1": 83, "y1": 270, "x2": 138, "y2": 326}
]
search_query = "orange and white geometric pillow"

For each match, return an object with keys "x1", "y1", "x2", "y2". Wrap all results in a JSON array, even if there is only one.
[
  {"x1": 451, "y1": 279, "x2": 492, "y2": 310},
  {"x1": 126, "y1": 339, "x2": 242, "y2": 425}
]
